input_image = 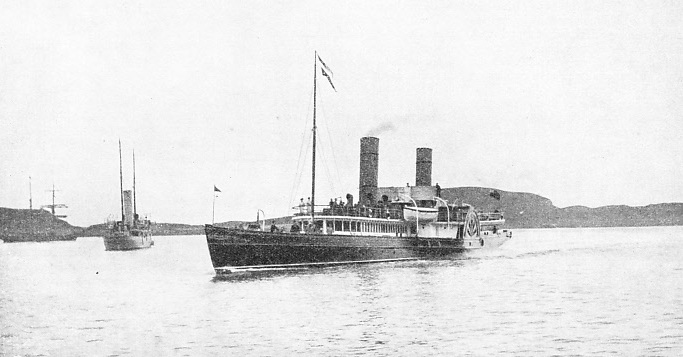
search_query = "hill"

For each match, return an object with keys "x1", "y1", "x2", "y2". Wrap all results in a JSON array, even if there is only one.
[
  {"x1": 78, "y1": 222, "x2": 205, "y2": 237},
  {"x1": 0, "y1": 208, "x2": 208, "y2": 242},
  {"x1": 442, "y1": 187, "x2": 683, "y2": 228},
  {"x1": 211, "y1": 188, "x2": 683, "y2": 229},
  {"x1": 0, "y1": 208, "x2": 82, "y2": 242}
]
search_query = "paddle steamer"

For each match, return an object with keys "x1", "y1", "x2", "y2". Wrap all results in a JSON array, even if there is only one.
[{"x1": 205, "y1": 53, "x2": 511, "y2": 274}]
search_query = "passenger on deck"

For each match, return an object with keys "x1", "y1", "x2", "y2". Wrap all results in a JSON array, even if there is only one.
[
  {"x1": 299, "y1": 198, "x2": 304, "y2": 214},
  {"x1": 306, "y1": 197, "x2": 311, "y2": 214},
  {"x1": 436, "y1": 183, "x2": 441, "y2": 198}
]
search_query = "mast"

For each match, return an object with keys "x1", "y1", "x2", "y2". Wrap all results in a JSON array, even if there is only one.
[
  {"x1": 51, "y1": 183, "x2": 56, "y2": 215},
  {"x1": 44, "y1": 184, "x2": 66, "y2": 217},
  {"x1": 311, "y1": 51, "x2": 317, "y2": 221},
  {"x1": 29, "y1": 176, "x2": 33, "y2": 210},
  {"x1": 133, "y1": 149, "x2": 137, "y2": 222},
  {"x1": 119, "y1": 140, "x2": 125, "y2": 225}
]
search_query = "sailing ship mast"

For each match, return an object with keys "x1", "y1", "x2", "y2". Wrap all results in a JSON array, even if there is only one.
[
  {"x1": 51, "y1": 184, "x2": 55, "y2": 214},
  {"x1": 44, "y1": 184, "x2": 67, "y2": 218},
  {"x1": 119, "y1": 140, "x2": 125, "y2": 227},
  {"x1": 29, "y1": 176, "x2": 33, "y2": 210},
  {"x1": 133, "y1": 149, "x2": 137, "y2": 224}
]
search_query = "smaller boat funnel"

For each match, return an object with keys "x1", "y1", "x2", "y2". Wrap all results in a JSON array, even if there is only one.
[{"x1": 123, "y1": 190, "x2": 133, "y2": 226}]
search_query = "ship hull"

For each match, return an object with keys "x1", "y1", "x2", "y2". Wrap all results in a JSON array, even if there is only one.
[
  {"x1": 205, "y1": 224, "x2": 510, "y2": 273},
  {"x1": 104, "y1": 230, "x2": 153, "y2": 251}
]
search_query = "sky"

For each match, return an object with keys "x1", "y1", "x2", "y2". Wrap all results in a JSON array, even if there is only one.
[{"x1": 1, "y1": 0, "x2": 682, "y2": 227}]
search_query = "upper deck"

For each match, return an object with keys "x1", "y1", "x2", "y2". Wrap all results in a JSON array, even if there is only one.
[{"x1": 290, "y1": 199, "x2": 504, "y2": 236}]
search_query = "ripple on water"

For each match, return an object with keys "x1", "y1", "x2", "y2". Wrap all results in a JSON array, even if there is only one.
[{"x1": 2, "y1": 230, "x2": 683, "y2": 356}]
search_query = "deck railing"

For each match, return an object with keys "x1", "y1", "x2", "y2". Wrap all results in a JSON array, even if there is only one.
[
  {"x1": 293, "y1": 204, "x2": 504, "y2": 223},
  {"x1": 293, "y1": 204, "x2": 404, "y2": 219}
]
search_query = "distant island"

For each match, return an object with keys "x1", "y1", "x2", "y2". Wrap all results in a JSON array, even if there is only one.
[{"x1": 2, "y1": 187, "x2": 682, "y2": 242}]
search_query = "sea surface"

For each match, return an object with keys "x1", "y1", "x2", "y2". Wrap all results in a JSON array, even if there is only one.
[{"x1": 1, "y1": 226, "x2": 682, "y2": 356}]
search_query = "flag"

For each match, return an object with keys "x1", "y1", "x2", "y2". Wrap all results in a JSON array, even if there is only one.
[
  {"x1": 214, "y1": 185, "x2": 221, "y2": 192},
  {"x1": 317, "y1": 54, "x2": 333, "y2": 76},
  {"x1": 489, "y1": 190, "x2": 501, "y2": 200},
  {"x1": 321, "y1": 68, "x2": 337, "y2": 92},
  {"x1": 317, "y1": 54, "x2": 336, "y2": 92}
]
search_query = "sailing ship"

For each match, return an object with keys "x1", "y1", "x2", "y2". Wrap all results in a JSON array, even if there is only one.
[
  {"x1": 205, "y1": 53, "x2": 512, "y2": 274},
  {"x1": 0, "y1": 180, "x2": 78, "y2": 243},
  {"x1": 103, "y1": 141, "x2": 153, "y2": 251}
]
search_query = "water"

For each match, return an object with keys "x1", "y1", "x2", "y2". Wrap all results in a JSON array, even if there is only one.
[{"x1": 1, "y1": 226, "x2": 682, "y2": 356}]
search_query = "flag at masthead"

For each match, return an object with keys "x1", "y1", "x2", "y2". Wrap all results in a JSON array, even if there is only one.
[
  {"x1": 311, "y1": 52, "x2": 336, "y2": 222},
  {"x1": 317, "y1": 54, "x2": 336, "y2": 92}
]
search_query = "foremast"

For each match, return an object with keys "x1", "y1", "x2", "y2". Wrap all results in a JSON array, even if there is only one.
[
  {"x1": 311, "y1": 51, "x2": 318, "y2": 221},
  {"x1": 309, "y1": 51, "x2": 336, "y2": 222}
]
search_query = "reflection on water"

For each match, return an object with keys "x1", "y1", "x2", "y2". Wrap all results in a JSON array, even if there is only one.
[{"x1": 2, "y1": 228, "x2": 683, "y2": 356}]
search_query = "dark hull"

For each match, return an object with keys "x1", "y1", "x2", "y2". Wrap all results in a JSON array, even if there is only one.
[{"x1": 205, "y1": 224, "x2": 509, "y2": 273}]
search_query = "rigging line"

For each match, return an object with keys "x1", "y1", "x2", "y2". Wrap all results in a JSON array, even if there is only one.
[
  {"x1": 294, "y1": 134, "x2": 312, "y2": 213},
  {"x1": 289, "y1": 130, "x2": 313, "y2": 211},
  {"x1": 317, "y1": 93, "x2": 345, "y2": 194},
  {"x1": 296, "y1": 131, "x2": 312, "y2": 195},
  {"x1": 316, "y1": 95, "x2": 342, "y2": 190},
  {"x1": 313, "y1": 96, "x2": 336, "y2": 195},
  {"x1": 289, "y1": 130, "x2": 312, "y2": 210},
  {"x1": 316, "y1": 137, "x2": 336, "y2": 196},
  {"x1": 322, "y1": 118, "x2": 344, "y2": 195},
  {"x1": 287, "y1": 86, "x2": 315, "y2": 209}
]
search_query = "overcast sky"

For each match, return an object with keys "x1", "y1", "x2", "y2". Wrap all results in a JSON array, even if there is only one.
[{"x1": 1, "y1": 1, "x2": 682, "y2": 226}]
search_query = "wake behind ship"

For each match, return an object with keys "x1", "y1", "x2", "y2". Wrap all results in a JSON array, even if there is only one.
[{"x1": 205, "y1": 53, "x2": 511, "y2": 274}]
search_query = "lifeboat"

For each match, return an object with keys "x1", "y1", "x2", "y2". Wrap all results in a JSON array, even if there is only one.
[{"x1": 402, "y1": 205, "x2": 438, "y2": 223}]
